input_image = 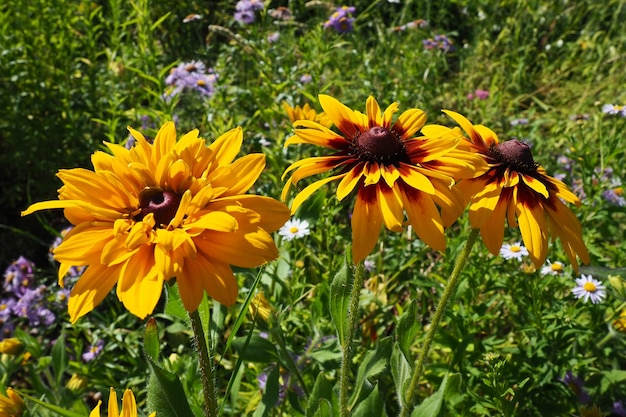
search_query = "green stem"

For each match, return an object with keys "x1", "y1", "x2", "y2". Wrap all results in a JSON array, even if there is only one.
[
  {"x1": 339, "y1": 261, "x2": 365, "y2": 417},
  {"x1": 189, "y1": 309, "x2": 219, "y2": 417},
  {"x1": 271, "y1": 326, "x2": 310, "y2": 397},
  {"x1": 400, "y1": 228, "x2": 480, "y2": 417}
]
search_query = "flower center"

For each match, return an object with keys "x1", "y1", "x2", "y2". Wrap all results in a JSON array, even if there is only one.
[
  {"x1": 353, "y1": 126, "x2": 407, "y2": 164},
  {"x1": 289, "y1": 226, "x2": 299, "y2": 233},
  {"x1": 137, "y1": 188, "x2": 182, "y2": 227},
  {"x1": 551, "y1": 263, "x2": 563, "y2": 272},
  {"x1": 583, "y1": 282, "x2": 597, "y2": 292},
  {"x1": 510, "y1": 245, "x2": 521, "y2": 253},
  {"x1": 492, "y1": 140, "x2": 537, "y2": 173}
]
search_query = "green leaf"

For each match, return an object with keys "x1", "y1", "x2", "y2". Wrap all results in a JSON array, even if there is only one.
[
  {"x1": 164, "y1": 283, "x2": 188, "y2": 320},
  {"x1": 307, "y1": 373, "x2": 336, "y2": 417},
  {"x1": 391, "y1": 342, "x2": 412, "y2": 407},
  {"x1": 350, "y1": 337, "x2": 392, "y2": 409},
  {"x1": 144, "y1": 320, "x2": 196, "y2": 417},
  {"x1": 352, "y1": 384, "x2": 387, "y2": 417},
  {"x1": 20, "y1": 393, "x2": 85, "y2": 417},
  {"x1": 396, "y1": 300, "x2": 420, "y2": 360},
  {"x1": 411, "y1": 373, "x2": 461, "y2": 417},
  {"x1": 51, "y1": 330, "x2": 67, "y2": 387},
  {"x1": 330, "y1": 253, "x2": 352, "y2": 345},
  {"x1": 143, "y1": 318, "x2": 160, "y2": 359},
  {"x1": 231, "y1": 334, "x2": 279, "y2": 363}
]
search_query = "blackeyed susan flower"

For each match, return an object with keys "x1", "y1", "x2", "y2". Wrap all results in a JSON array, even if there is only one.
[
  {"x1": 437, "y1": 110, "x2": 589, "y2": 271},
  {"x1": 90, "y1": 388, "x2": 155, "y2": 417},
  {"x1": 283, "y1": 102, "x2": 332, "y2": 128},
  {"x1": 281, "y1": 95, "x2": 485, "y2": 263},
  {"x1": 22, "y1": 123, "x2": 290, "y2": 322}
]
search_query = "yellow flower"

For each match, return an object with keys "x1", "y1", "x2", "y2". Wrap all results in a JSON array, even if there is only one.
[
  {"x1": 282, "y1": 95, "x2": 484, "y2": 263},
  {"x1": 248, "y1": 291, "x2": 273, "y2": 324},
  {"x1": 22, "y1": 123, "x2": 290, "y2": 322},
  {"x1": 66, "y1": 374, "x2": 87, "y2": 392},
  {"x1": 440, "y1": 110, "x2": 589, "y2": 271},
  {"x1": 283, "y1": 102, "x2": 332, "y2": 128},
  {"x1": 0, "y1": 388, "x2": 24, "y2": 417},
  {"x1": 0, "y1": 338, "x2": 22, "y2": 355},
  {"x1": 89, "y1": 388, "x2": 155, "y2": 417}
]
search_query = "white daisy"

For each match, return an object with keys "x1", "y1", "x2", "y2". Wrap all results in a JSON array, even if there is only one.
[
  {"x1": 499, "y1": 242, "x2": 529, "y2": 261},
  {"x1": 540, "y1": 260, "x2": 565, "y2": 276},
  {"x1": 572, "y1": 274, "x2": 606, "y2": 304},
  {"x1": 279, "y1": 218, "x2": 311, "y2": 241}
]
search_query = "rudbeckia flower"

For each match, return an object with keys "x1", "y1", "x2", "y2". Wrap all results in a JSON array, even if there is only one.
[
  {"x1": 22, "y1": 123, "x2": 290, "y2": 322},
  {"x1": 89, "y1": 388, "x2": 155, "y2": 417},
  {"x1": 0, "y1": 388, "x2": 24, "y2": 417},
  {"x1": 438, "y1": 110, "x2": 589, "y2": 271},
  {"x1": 283, "y1": 102, "x2": 332, "y2": 128},
  {"x1": 281, "y1": 94, "x2": 485, "y2": 263}
]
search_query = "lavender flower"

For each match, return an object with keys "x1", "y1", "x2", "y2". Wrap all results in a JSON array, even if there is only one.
[
  {"x1": 82, "y1": 339, "x2": 105, "y2": 362},
  {"x1": 234, "y1": 0, "x2": 264, "y2": 24},
  {"x1": 510, "y1": 118, "x2": 529, "y2": 126},
  {"x1": 602, "y1": 103, "x2": 626, "y2": 116},
  {"x1": 422, "y1": 34, "x2": 454, "y2": 52},
  {"x1": 165, "y1": 61, "x2": 218, "y2": 98},
  {"x1": 324, "y1": 6, "x2": 356, "y2": 33},
  {"x1": 561, "y1": 371, "x2": 591, "y2": 404},
  {"x1": 3, "y1": 256, "x2": 35, "y2": 297}
]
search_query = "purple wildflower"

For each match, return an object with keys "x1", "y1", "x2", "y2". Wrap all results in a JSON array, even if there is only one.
[
  {"x1": 3, "y1": 256, "x2": 35, "y2": 297},
  {"x1": 324, "y1": 6, "x2": 356, "y2": 33},
  {"x1": 165, "y1": 61, "x2": 218, "y2": 98},
  {"x1": 613, "y1": 401, "x2": 626, "y2": 417},
  {"x1": 14, "y1": 286, "x2": 56, "y2": 327},
  {"x1": 602, "y1": 103, "x2": 626, "y2": 116},
  {"x1": 267, "y1": 31, "x2": 280, "y2": 43},
  {"x1": 423, "y1": 34, "x2": 454, "y2": 52},
  {"x1": 299, "y1": 74, "x2": 312, "y2": 84},
  {"x1": 234, "y1": 0, "x2": 264, "y2": 24},
  {"x1": 510, "y1": 118, "x2": 529, "y2": 126},
  {"x1": 561, "y1": 371, "x2": 591, "y2": 404},
  {"x1": 82, "y1": 339, "x2": 105, "y2": 362}
]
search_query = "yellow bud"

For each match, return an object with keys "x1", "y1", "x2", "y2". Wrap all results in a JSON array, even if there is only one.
[{"x1": 0, "y1": 338, "x2": 22, "y2": 355}]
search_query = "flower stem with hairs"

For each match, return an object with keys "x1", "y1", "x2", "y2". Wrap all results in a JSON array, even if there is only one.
[
  {"x1": 339, "y1": 261, "x2": 365, "y2": 417},
  {"x1": 400, "y1": 228, "x2": 480, "y2": 416},
  {"x1": 189, "y1": 309, "x2": 219, "y2": 417}
]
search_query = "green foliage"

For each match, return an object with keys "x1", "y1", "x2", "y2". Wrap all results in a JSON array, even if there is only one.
[{"x1": 2, "y1": 0, "x2": 626, "y2": 415}]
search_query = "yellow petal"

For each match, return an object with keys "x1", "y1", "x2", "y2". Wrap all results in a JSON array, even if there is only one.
[
  {"x1": 479, "y1": 198, "x2": 508, "y2": 255},
  {"x1": 108, "y1": 388, "x2": 119, "y2": 417},
  {"x1": 68, "y1": 264, "x2": 119, "y2": 323},
  {"x1": 152, "y1": 121, "x2": 177, "y2": 167},
  {"x1": 401, "y1": 187, "x2": 446, "y2": 252},
  {"x1": 209, "y1": 153, "x2": 265, "y2": 196},
  {"x1": 517, "y1": 200, "x2": 549, "y2": 268},
  {"x1": 209, "y1": 127, "x2": 243, "y2": 167},
  {"x1": 120, "y1": 389, "x2": 137, "y2": 417},
  {"x1": 21, "y1": 199, "x2": 79, "y2": 216},
  {"x1": 318, "y1": 94, "x2": 364, "y2": 138},
  {"x1": 351, "y1": 187, "x2": 383, "y2": 263},
  {"x1": 398, "y1": 163, "x2": 435, "y2": 194},
  {"x1": 521, "y1": 174, "x2": 549, "y2": 198},
  {"x1": 468, "y1": 182, "x2": 503, "y2": 228},
  {"x1": 366, "y1": 96, "x2": 382, "y2": 127},
  {"x1": 289, "y1": 174, "x2": 345, "y2": 214},
  {"x1": 393, "y1": 108, "x2": 426, "y2": 140},
  {"x1": 337, "y1": 163, "x2": 365, "y2": 201}
]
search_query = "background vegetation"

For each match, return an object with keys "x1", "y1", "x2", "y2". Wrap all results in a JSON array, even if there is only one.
[{"x1": 1, "y1": 0, "x2": 625, "y2": 415}]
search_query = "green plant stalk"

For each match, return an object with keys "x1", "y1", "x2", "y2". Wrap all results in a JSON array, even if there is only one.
[
  {"x1": 400, "y1": 228, "x2": 480, "y2": 417},
  {"x1": 271, "y1": 325, "x2": 310, "y2": 397},
  {"x1": 339, "y1": 261, "x2": 365, "y2": 417},
  {"x1": 189, "y1": 309, "x2": 219, "y2": 417}
]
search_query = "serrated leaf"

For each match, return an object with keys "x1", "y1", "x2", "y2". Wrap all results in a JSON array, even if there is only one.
[
  {"x1": 231, "y1": 334, "x2": 279, "y2": 363},
  {"x1": 330, "y1": 253, "x2": 352, "y2": 345},
  {"x1": 350, "y1": 337, "x2": 392, "y2": 409},
  {"x1": 352, "y1": 384, "x2": 386, "y2": 417}
]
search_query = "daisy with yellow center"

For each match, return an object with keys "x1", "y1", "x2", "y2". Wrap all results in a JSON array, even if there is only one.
[
  {"x1": 572, "y1": 274, "x2": 605, "y2": 304},
  {"x1": 22, "y1": 122, "x2": 290, "y2": 322},
  {"x1": 90, "y1": 388, "x2": 155, "y2": 417},
  {"x1": 281, "y1": 95, "x2": 485, "y2": 263},
  {"x1": 430, "y1": 110, "x2": 590, "y2": 272}
]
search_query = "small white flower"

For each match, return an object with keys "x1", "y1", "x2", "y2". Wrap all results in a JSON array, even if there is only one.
[
  {"x1": 540, "y1": 260, "x2": 565, "y2": 276},
  {"x1": 279, "y1": 218, "x2": 311, "y2": 241},
  {"x1": 499, "y1": 242, "x2": 529, "y2": 261},
  {"x1": 572, "y1": 274, "x2": 606, "y2": 304}
]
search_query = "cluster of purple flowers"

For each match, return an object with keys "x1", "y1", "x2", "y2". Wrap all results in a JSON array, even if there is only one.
[
  {"x1": 602, "y1": 103, "x2": 626, "y2": 117},
  {"x1": 422, "y1": 34, "x2": 454, "y2": 52},
  {"x1": 164, "y1": 61, "x2": 218, "y2": 99},
  {"x1": 1, "y1": 256, "x2": 66, "y2": 339},
  {"x1": 234, "y1": 0, "x2": 265, "y2": 25},
  {"x1": 324, "y1": 6, "x2": 356, "y2": 34},
  {"x1": 466, "y1": 89, "x2": 489, "y2": 100}
]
